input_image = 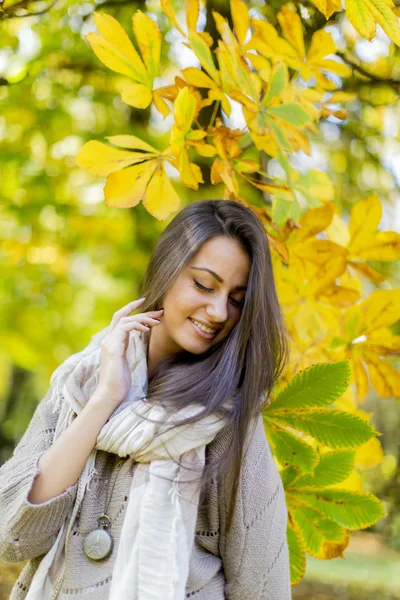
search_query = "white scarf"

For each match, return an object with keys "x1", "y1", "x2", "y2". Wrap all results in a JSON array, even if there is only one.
[{"x1": 26, "y1": 326, "x2": 232, "y2": 600}]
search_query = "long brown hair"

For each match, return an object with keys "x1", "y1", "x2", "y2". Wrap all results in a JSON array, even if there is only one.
[{"x1": 138, "y1": 199, "x2": 289, "y2": 534}]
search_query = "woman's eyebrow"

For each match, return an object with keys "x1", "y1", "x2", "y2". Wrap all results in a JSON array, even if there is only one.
[{"x1": 190, "y1": 266, "x2": 248, "y2": 291}]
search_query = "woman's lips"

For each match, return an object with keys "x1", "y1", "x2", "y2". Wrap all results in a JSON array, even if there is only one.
[{"x1": 189, "y1": 318, "x2": 217, "y2": 340}]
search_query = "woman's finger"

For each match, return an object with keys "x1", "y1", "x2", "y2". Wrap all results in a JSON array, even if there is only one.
[
  {"x1": 109, "y1": 297, "x2": 146, "y2": 332},
  {"x1": 120, "y1": 315, "x2": 161, "y2": 326}
]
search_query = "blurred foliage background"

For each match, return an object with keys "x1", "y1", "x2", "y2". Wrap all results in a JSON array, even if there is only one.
[{"x1": 1, "y1": 0, "x2": 400, "y2": 597}]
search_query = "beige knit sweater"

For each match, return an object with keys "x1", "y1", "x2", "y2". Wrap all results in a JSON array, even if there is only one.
[{"x1": 0, "y1": 386, "x2": 291, "y2": 600}]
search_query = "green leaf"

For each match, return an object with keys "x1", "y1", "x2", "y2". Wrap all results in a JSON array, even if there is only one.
[
  {"x1": 276, "y1": 149, "x2": 293, "y2": 182},
  {"x1": 280, "y1": 464, "x2": 302, "y2": 487},
  {"x1": 263, "y1": 62, "x2": 287, "y2": 106},
  {"x1": 267, "y1": 408, "x2": 377, "y2": 448},
  {"x1": 188, "y1": 32, "x2": 220, "y2": 84},
  {"x1": 267, "y1": 427, "x2": 319, "y2": 473},
  {"x1": 266, "y1": 116, "x2": 293, "y2": 151},
  {"x1": 269, "y1": 361, "x2": 351, "y2": 411},
  {"x1": 272, "y1": 196, "x2": 292, "y2": 226},
  {"x1": 267, "y1": 103, "x2": 313, "y2": 127},
  {"x1": 291, "y1": 505, "x2": 349, "y2": 559},
  {"x1": 287, "y1": 523, "x2": 306, "y2": 585},
  {"x1": 294, "y1": 450, "x2": 356, "y2": 488},
  {"x1": 294, "y1": 489, "x2": 386, "y2": 530}
]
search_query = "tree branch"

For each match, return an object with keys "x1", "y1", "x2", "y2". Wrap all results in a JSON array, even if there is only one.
[
  {"x1": 337, "y1": 50, "x2": 400, "y2": 94},
  {"x1": 0, "y1": 0, "x2": 58, "y2": 20}
]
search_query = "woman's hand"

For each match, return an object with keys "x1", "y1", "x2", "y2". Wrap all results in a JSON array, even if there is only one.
[{"x1": 95, "y1": 297, "x2": 163, "y2": 408}]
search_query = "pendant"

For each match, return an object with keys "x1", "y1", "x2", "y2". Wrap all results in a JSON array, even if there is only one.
[{"x1": 83, "y1": 514, "x2": 114, "y2": 561}]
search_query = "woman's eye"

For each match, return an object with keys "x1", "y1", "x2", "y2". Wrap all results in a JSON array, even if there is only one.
[
  {"x1": 193, "y1": 279, "x2": 213, "y2": 292},
  {"x1": 193, "y1": 279, "x2": 244, "y2": 308}
]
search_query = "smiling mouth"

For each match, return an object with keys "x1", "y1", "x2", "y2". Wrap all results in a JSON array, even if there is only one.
[{"x1": 189, "y1": 318, "x2": 219, "y2": 339}]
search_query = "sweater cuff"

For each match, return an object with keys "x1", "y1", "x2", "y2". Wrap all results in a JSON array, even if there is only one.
[
  {"x1": 21, "y1": 450, "x2": 78, "y2": 513},
  {"x1": 10, "y1": 451, "x2": 78, "y2": 541}
]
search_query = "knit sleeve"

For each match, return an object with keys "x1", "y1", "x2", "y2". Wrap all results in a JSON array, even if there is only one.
[
  {"x1": 219, "y1": 414, "x2": 292, "y2": 600},
  {"x1": 0, "y1": 389, "x2": 78, "y2": 563}
]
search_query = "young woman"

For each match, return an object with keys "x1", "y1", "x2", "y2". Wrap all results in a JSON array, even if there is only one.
[{"x1": 0, "y1": 199, "x2": 292, "y2": 600}]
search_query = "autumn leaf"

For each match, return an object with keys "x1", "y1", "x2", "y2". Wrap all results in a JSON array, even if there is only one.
[
  {"x1": 251, "y1": 6, "x2": 351, "y2": 92},
  {"x1": 311, "y1": 0, "x2": 343, "y2": 18},
  {"x1": 345, "y1": 0, "x2": 400, "y2": 46},
  {"x1": 86, "y1": 11, "x2": 167, "y2": 112},
  {"x1": 74, "y1": 140, "x2": 156, "y2": 175},
  {"x1": 86, "y1": 12, "x2": 149, "y2": 85},
  {"x1": 170, "y1": 87, "x2": 214, "y2": 189}
]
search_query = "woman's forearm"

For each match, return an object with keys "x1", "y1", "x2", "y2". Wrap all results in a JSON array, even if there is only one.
[{"x1": 28, "y1": 391, "x2": 115, "y2": 504}]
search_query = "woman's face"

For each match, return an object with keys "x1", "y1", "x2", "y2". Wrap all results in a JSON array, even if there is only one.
[{"x1": 149, "y1": 235, "x2": 251, "y2": 361}]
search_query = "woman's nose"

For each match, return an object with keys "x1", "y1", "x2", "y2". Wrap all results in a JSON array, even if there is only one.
[{"x1": 206, "y1": 297, "x2": 228, "y2": 323}]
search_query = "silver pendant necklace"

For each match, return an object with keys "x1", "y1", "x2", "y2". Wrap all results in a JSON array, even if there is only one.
[{"x1": 83, "y1": 455, "x2": 125, "y2": 561}]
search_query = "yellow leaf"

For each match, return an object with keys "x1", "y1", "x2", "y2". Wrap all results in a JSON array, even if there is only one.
[
  {"x1": 75, "y1": 140, "x2": 148, "y2": 175},
  {"x1": 363, "y1": 351, "x2": 400, "y2": 398},
  {"x1": 191, "y1": 162, "x2": 203, "y2": 184},
  {"x1": 215, "y1": 43, "x2": 237, "y2": 93},
  {"x1": 142, "y1": 165, "x2": 181, "y2": 220},
  {"x1": 211, "y1": 158, "x2": 238, "y2": 194},
  {"x1": 328, "y1": 91, "x2": 358, "y2": 102},
  {"x1": 250, "y1": 131, "x2": 278, "y2": 156},
  {"x1": 334, "y1": 388, "x2": 358, "y2": 412},
  {"x1": 318, "y1": 284, "x2": 360, "y2": 307},
  {"x1": 307, "y1": 30, "x2": 336, "y2": 63},
  {"x1": 186, "y1": 130, "x2": 207, "y2": 141},
  {"x1": 213, "y1": 12, "x2": 257, "y2": 100},
  {"x1": 186, "y1": 0, "x2": 200, "y2": 31},
  {"x1": 106, "y1": 135, "x2": 158, "y2": 153},
  {"x1": 317, "y1": 59, "x2": 352, "y2": 77},
  {"x1": 345, "y1": 0, "x2": 376, "y2": 41},
  {"x1": 178, "y1": 148, "x2": 201, "y2": 189},
  {"x1": 181, "y1": 67, "x2": 216, "y2": 88},
  {"x1": 277, "y1": 4, "x2": 306, "y2": 60},
  {"x1": 330, "y1": 471, "x2": 364, "y2": 492},
  {"x1": 243, "y1": 176, "x2": 291, "y2": 195},
  {"x1": 207, "y1": 88, "x2": 231, "y2": 116},
  {"x1": 174, "y1": 86, "x2": 198, "y2": 132},
  {"x1": 233, "y1": 159, "x2": 260, "y2": 173},
  {"x1": 352, "y1": 356, "x2": 369, "y2": 403},
  {"x1": 364, "y1": 328, "x2": 400, "y2": 352},
  {"x1": 104, "y1": 160, "x2": 157, "y2": 207},
  {"x1": 160, "y1": 0, "x2": 186, "y2": 37},
  {"x1": 348, "y1": 261, "x2": 384, "y2": 283},
  {"x1": 190, "y1": 141, "x2": 217, "y2": 157},
  {"x1": 355, "y1": 437, "x2": 384, "y2": 468},
  {"x1": 295, "y1": 203, "x2": 335, "y2": 243},
  {"x1": 354, "y1": 231, "x2": 400, "y2": 261},
  {"x1": 249, "y1": 19, "x2": 298, "y2": 59},
  {"x1": 87, "y1": 12, "x2": 148, "y2": 84},
  {"x1": 348, "y1": 193, "x2": 381, "y2": 252},
  {"x1": 197, "y1": 31, "x2": 214, "y2": 47},
  {"x1": 153, "y1": 90, "x2": 171, "y2": 117},
  {"x1": 132, "y1": 11, "x2": 161, "y2": 81},
  {"x1": 365, "y1": 0, "x2": 400, "y2": 46},
  {"x1": 311, "y1": 0, "x2": 342, "y2": 18},
  {"x1": 325, "y1": 211, "x2": 350, "y2": 251},
  {"x1": 359, "y1": 288, "x2": 400, "y2": 334},
  {"x1": 188, "y1": 31, "x2": 220, "y2": 83},
  {"x1": 120, "y1": 81, "x2": 153, "y2": 108},
  {"x1": 246, "y1": 53, "x2": 271, "y2": 80},
  {"x1": 230, "y1": 0, "x2": 250, "y2": 45}
]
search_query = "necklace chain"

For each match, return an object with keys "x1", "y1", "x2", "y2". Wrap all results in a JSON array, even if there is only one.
[{"x1": 102, "y1": 455, "x2": 127, "y2": 523}]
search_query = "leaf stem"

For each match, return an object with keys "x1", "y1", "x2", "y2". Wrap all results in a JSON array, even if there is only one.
[{"x1": 209, "y1": 100, "x2": 220, "y2": 128}]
